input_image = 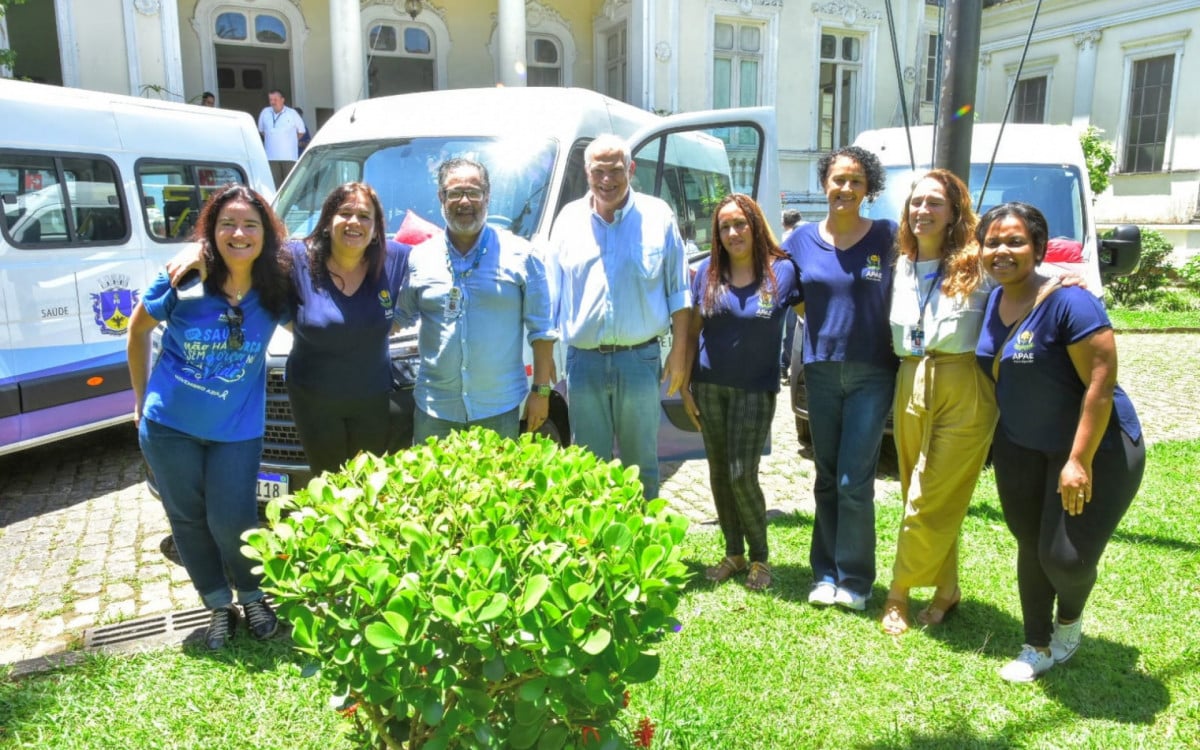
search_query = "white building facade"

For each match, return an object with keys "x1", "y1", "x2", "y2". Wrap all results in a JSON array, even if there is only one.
[{"x1": 3, "y1": 0, "x2": 1196, "y2": 249}]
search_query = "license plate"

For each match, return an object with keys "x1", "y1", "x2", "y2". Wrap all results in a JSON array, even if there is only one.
[{"x1": 256, "y1": 471, "x2": 289, "y2": 501}]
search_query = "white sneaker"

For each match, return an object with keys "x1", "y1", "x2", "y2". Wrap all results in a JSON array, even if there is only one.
[
  {"x1": 1050, "y1": 618, "x2": 1083, "y2": 664},
  {"x1": 999, "y1": 644, "x2": 1055, "y2": 683},
  {"x1": 808, "y1": 581, "x2": 837, "y2": 606},
  {"x1": 834, "y1": 587, "x2": 868, "y2": 611}
]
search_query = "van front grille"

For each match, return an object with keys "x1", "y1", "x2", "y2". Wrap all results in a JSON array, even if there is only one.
[{"x1": 263, "y1": 368, "x2": 306, "y2": 463}]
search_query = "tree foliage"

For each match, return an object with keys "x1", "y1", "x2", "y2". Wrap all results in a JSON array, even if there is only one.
[{"x1": 1080, "y1": 126, "x2": 1116, "y2": 198}]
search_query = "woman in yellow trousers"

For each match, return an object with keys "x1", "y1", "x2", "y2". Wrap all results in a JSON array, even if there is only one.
[{"x1": 881, "y1": 170, "x2": 998, "y2": 634}]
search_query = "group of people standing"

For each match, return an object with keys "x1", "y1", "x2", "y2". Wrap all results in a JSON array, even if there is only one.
[
  {"x1": 686, "y1": 144, "x2": 1144, "y2": 684},
  {"x1": 127, "y1": 132, "x2": 1144, "y2": 684}
]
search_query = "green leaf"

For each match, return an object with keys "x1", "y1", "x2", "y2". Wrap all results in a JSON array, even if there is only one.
[
  {"x1": 602, "y1": 522, "x2": 634, "y2": 553},
  {"x1": 567, "y1": 581, "x2": 593, "y2": 602},
  {"x1": 432, "y1": 595, "x2": 460, "y2": 623},
  {"x1": 518, "y1": 574, "x2": 550, "y2": 615},
  {"x1": 638, "y1": 544, "x2": 665, "y2": 574},
  {"x1": 381, "y1": 610, "x2": 410, "y2": 641},
  {"x1": 623, "y1": 650, "x2": 661, "y2": 683},
  {"x1": 518, "y1": 676, "x2": 548, "y2": 702},
  {"x1": 537, "y1": 724, "x2": 568, "y2": 750},
  {"x1": 543, "y1": 656, "x2": 573, "y2": 677},
  {"x1": 364, "y1": 621, "x2": 404, "y2": 650},
  {"x1": 477, "y1": 592, "x2": 509, "y2": 622},
  {"x1": 580, "y1": 628, "x2": 611, "y2": 656},
  {"x1": 584, "y1": 670, "x2": 610, "y2": 706}
]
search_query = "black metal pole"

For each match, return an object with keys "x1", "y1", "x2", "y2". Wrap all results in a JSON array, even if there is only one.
[{"x1": 934, "y1": 0, "x2": 982, "y2": 185}]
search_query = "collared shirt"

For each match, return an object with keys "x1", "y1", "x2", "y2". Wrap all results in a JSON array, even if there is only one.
[
  {"x1": 256, "y1": 105, "x2": 305, "y2": 161},
  {"x1": 547, "y1": 190, "x2": 690, "y2": 349},
  {"x1": 396, "y1": 224, "x2": 556, "y2": 422},
  {"x1": 889, "y1": 256, "x2": 994, "y2": 356}
]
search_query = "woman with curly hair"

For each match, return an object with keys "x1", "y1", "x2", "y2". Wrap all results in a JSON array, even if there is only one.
[
  {"x1": 781, "y1": 146, "x2": 899, "y2": 611},
  {"x1": 681, "y1": 194, "x2": 802, "y2": 591},
  {"x1": 286, "y1": 182, "x2": 411, "y2": 474},
  {"x1": 881, "y1": 169, "x2": 997, "y2": 635},
  {"x1": 128, "y1": 185, "x2": 293, "y2": 649}
]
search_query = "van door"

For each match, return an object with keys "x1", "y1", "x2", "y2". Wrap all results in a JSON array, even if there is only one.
[{"x1": 625, "y1": 107, "x2": 779, "y2": 460}]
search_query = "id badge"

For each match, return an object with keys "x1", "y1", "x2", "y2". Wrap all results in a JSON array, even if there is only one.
[
  {"x1": 444, "y1": 286, "x2": 464, "y2": 318},
  {"x1": 906, "y1": 323, "x2": 925, "y2": 356}
]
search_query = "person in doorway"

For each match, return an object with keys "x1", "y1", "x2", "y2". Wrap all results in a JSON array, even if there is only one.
[
  {"x1": 975, "y1": 202, "x2": 1144, "y2": 683},
  {"x1": 681, "y1": 194, "x2": 803, "y2": 591},
  {"x1": 257, "y1": 89, "x2": 306, "y2": 188},
  {"x1": 782, "y1": 145, "x2": 898, "y2": 612},
  {"x1": 547, "y1": 134, "x2": 691, "y2": 502},
  {"x1": 127, "y1": 185, "x2": 292, "y2": 650},
  {"x1": 396, "y1": 158, "x2": 556, "y2": 442},
  {"x1": 295, "y1": 107, "x2": 313, "y2": 153},
  {"x1": 200, "y1": 91, "x2": 215, "y2": 107}
]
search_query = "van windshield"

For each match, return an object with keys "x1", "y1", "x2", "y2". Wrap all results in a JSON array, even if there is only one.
[
  {"x1": 864, "y1": 164, "x2": 1088, "y2": 244},
  {"x1": 275, "y1": 137, "x2": 558, "y2": 241}
]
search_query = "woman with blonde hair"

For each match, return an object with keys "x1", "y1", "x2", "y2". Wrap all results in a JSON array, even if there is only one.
[
  {"x1": 881, "y1": 169, "x2": 998, "y2": 635},
  {"x1": 681, "y1": 193, "x2": 803, "y2": 591}
]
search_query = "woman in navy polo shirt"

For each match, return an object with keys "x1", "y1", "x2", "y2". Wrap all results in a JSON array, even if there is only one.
[
  {"x1": 975, "y1": 202, "x2": 1144, "y2": 683},
  {"x1": 128, "y1": 185, "x2": 293, "y2": 649},
  {"x1": 285, "y1": 182, "x2": 410, "y2": 474},
  {"x1": 681, "y1": 194, "x2": 802, "y2": 591},
  {"x1": 781, "y1": 146, "x2": 899, "y2": 611}
]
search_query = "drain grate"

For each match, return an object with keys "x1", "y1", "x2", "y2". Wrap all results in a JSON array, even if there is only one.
[{"x1": 84, "y1": 607, "x2": 211, "y2": 652}]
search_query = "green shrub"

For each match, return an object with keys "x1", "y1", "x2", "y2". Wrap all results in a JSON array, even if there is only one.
[
  {"x1": 1104, "y1": 228, "x2": 1176, "y2": 308},
  {"x1": 1080, "y1": 126, "x2": 1116, "y2": 198},
  {"x1": 1178, "y1": 255, "x2": 1200, "y2": 294},
  {"x1": 244, "y1": 428, "x2": 690, "y2": 750}
]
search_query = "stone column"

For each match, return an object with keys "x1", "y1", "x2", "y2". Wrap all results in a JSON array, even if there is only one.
[
  {"x1": 497, "y1": 0, "x2": 527, "y2": 86},
  {"x1": 1072, "y1": 30, "x2": 1102, "y2": 128},
  {"x1": 330, "y1": 0, "x2": 364, "y2": 109}
]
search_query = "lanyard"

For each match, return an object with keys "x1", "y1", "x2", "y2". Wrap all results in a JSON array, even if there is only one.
[
  {"x1": 915, "y1": 264, "x2": 942, "y2": 325},
  {"x1": 446, "y1": 244, "x2": 487, "y2": 284}
]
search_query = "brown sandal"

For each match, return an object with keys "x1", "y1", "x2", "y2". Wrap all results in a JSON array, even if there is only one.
[
  {"x1": 745, "y1": 561, "x2": 772, "y2": 591},
  {"x1": 917, "y1": 587, "x2": 961, "y2": 626},
  {"x1": 882, "y1": 598, "x2": 909, "y2": 635},
  {"x1": 705, "y1": 555, "x2": 747, "y2": 583}
]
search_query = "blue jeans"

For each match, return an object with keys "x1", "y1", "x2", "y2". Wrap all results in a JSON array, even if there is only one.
[
  {"x1": 139, "y1": 419, "x2": 265, "y2": 610},
  {"x1": 413, "y1": 406, "x2": 520, "y2": 443},
  {"x1": 566, "y1": 343, "x2": 662, "y2": 500},
  {"x1": 803, "y1": 361, "x2": 895, "y2": 596}
]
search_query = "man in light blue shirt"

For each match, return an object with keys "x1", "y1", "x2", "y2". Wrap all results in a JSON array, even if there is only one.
[
  {"x1": 547, "y1": 134, "x2": 691, "y2": 500},
  {"x1": 396, "y1": 158, "x2": 556, "y2": 441}
]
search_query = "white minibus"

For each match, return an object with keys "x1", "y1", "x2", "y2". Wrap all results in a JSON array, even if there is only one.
[
  {"x1": 255, "y1": 86, "x2": 780, "y2": 497},
  {"x1": 0, "y1": 79, "x2": 274, "y2": 455}
]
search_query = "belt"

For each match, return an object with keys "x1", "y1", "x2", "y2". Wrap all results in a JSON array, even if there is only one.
[{"x1": 581, "y1": 337, "x2": 658, "y2": 354}]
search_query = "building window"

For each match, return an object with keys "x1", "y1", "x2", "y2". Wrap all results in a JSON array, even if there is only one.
[
  {"x1": 713, "y1": 20, "x2": 763, "y2": 110},
  {"x1": 1123, "y1": 54, "x2": 1173, "y2": 173},
  {"x1": 603, "y1": 26, "x2": 627, "y2": 101},
  {"x1": 215, "y1": 11, "x2": 287, "y2": 46},
  {"x1": 922, "y1": 33, "x2": 940, "y2": 104},
  {"x1": 528, "y1": 36, "x2": 561, "y2": 87},
  {"x1": 366, "y1": 23, "x2": 435, "y2": 97},
  {"x1": 1013, "y1": 76, "x2": 1047, "y2": 123},
  {"x1": 819, "y1": 31, "x2": 862, "y2": 150}
]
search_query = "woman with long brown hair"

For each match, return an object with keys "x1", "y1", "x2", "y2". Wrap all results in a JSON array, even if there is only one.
[
  {"x1": 681, "y1": 193, "x2": 803, "y2": 591},
  {"x1": 881, "y1": 169, "x2": 997, "y2": 635}
]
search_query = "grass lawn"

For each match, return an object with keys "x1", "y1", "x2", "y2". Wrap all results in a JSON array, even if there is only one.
[
  {"x1": 2, "y1": 441, "x2": 1198, "y2": 749},
  {"x1": 1108, "y1": 307, "x2": 1200, "y2": 331}
]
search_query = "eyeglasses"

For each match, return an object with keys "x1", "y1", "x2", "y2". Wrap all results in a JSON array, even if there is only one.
[
  {"x1": 443, "y1": 188, "x2": 485, "y2": 203},
  {"x1": 226, "y1": 305, "x2": 244, "y2": 350},
  {"x1": 982, "y1": 236, "x2": 1030, "y2": 249}
]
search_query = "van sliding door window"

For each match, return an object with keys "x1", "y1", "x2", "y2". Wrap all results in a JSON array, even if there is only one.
[
  {"x1": 135, "y1": 161, "x2": 247, "y2": 242},
  {"x1": 0, "y1": 151, "x2": 127, "y2": 247}
]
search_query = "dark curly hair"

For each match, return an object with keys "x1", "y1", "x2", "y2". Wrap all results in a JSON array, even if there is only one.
[
  {"x1": 896, "y1": 169, "x2": 984, "y2": 300},
  {"x1": 304, "y1": 182, "x2": 388, "y2": 288},
  {"x1": 192, "y1": 184, "x2": 293, "y2": 318},
  {"x1": 700, "y1": 193, "x2": 789, "y2": 317},
  {"x1": 976, "y1": 201, "x2": 1049, "y2": 264},
  {"x1": 816, "y1": 145, "x2": 887, "y2": 202}
]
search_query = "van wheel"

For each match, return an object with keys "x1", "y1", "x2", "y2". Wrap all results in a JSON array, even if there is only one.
[{"x1": 795, "y1": 416, "x2": 811, "y2": 446}]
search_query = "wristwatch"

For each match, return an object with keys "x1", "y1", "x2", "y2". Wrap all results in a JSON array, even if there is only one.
[{"x1": 530, "y1": 383, "x2": 553, "y2": 397}]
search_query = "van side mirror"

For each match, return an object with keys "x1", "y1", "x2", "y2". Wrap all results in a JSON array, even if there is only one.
[
  {"x1": 1, "y1": 193, "x2": 15, "y2": 206},
  {"x1": 1099, "y1": 224, "x2": 1142, "y2": 279}
]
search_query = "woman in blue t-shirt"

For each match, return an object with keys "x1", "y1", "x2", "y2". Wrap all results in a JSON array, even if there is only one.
[
  {"x1": 285, "y1": 182, "x2": 411, "y2": 474},
  {"x1": 128, "y1": 185, "x2": 293, "y2": 650},
  {"x1": 974, "y1": 202, "x2": 1145, "y2": 683},
  {"x1": 781, "y1": 146, "x2": 899, "y2": 611},
  {"x1": 681, "y1": 194, "x2": 803, "y2": 591}
]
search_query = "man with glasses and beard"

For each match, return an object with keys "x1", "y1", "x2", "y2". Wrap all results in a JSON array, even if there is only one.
[{"x1": 396, "y1": 157, "x2": 557, "y2": 442}]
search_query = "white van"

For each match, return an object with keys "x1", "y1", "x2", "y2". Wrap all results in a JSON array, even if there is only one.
[
  {"x1": 0, "y1": 78, "x2": 274, "y2": 455},
  {"x1": 255, "y1": 86, "x2": 780, "y2": 497},
  {"x1": 853, "y1": 123, "x2": 1141, "y2": 289}
]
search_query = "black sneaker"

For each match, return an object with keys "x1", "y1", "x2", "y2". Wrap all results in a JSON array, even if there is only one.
[
  {"x1": 243, "y1": 598, "x2": 279, "y2": 640},
  {"x1": 205, "y1": 605, "x2": 239, "y2": 650}
]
